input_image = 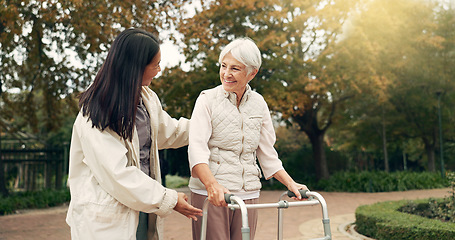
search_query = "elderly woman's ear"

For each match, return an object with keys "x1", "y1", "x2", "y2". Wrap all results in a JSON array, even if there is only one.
[{"x1": 247, "y1": 69, "x2": 259, "y2": 82}]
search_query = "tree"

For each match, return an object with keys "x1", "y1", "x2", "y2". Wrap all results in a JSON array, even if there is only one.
[
  {"x1": 325, "y1": 0, "x2": 424, "y2": 172},
  {"x1": 0, "y1": 87, "x2": 7, "y2": 196},
  {"x1": 0, "y1": 0, "x2": 187, "y2": 193},
  {"x1": 0, "y1": 0, "x2": 186, "y2": 143},
  {"x1": 327, "y1": 0, "x2": 455, "y2": 172},
  {"x1": 159, "y1": 0, "x2": 358, "y2": 180}
]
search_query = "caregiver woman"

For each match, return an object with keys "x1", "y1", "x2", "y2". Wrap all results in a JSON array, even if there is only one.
[{"x1": 66, "y1": 28, "x2": 202, "y2": 240}]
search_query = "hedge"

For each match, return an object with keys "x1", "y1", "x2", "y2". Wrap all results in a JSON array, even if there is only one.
[
  {"x1": 0, "y1": 188, "x2": 70, "y2": 215},
  {"x1": 355, "y1": 199, "x2": 455, "y2": 240},
  {"x1": 316, "y1": 171, "x2": 448, "y2": 192}
]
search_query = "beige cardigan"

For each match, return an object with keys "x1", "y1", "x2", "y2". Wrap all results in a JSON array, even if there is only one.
[{"x1": 66, "y1": 86, "x2": 189, "y2": 240}]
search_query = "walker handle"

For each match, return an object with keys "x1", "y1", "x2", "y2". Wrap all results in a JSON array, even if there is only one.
[
  {"x1": 224, "y1": 193, "x2": 234, "y2": 203},
  {"x1": 287, "y1": 189, "x2": 309, "y2": 199}
]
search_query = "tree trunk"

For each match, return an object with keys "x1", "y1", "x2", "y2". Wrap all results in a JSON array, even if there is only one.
[
  {"x1": 0, "y1": 86, "x2": 9, "y2": 196},
  {"x1": 0, "y1": 148, "x2": 8, "y2": 196},
  {"x1": 381, "y1": 107, "x2": 389, "y2": 172},
  {"x1": 308, "y1": 132, "x2": 329, "y2": 180},
  {"x1": 45, "y1": 159, "x2": 52, "y2": 188},
  {"x1": 402, "y1": 150, "x2": 407, "y2": 171},
  {"x1": 425, "y1": 143, "x2": 436, "y2": 172}
]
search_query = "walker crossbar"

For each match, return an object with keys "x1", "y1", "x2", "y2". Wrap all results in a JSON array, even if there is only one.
[
  {"x1": 199, "y1": 190, "x2": 331, "y2": 240},
  {"x1": 226, "y1": 199, "x2": 320, "y2": 210}
]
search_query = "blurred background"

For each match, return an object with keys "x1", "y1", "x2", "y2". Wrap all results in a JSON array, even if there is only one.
[{"x1": 0, "y1": 0, "x2": 454, "y2": 208}]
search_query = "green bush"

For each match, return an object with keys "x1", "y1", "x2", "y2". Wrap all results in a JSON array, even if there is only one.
[
  {"x1": 356, "y1": 199, "x2": 455, "y2": 240},
  {"x1": 399, "y1": 198, "x2": 455, "y2": 223},
  {"x1": 399, "y1": 171, "x2": 455, "y2": 223},
  {"x1": 279, "y1": 145, "x2": 350, "y2": 184},
  {"x1": 0, "y1": 188, "x2": 70, "y2": 215},
  {"x1": 165, "y1": 174, "x2": 189, "y2": 189},
  {"x1": 316, "y1": 171, "x2": 449, "y2": 192},
  {"x1": 262, "y1": 170, "x2": 449, "y2": 192}
]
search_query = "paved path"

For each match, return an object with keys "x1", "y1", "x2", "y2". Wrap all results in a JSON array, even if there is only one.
[{"x1": 0, "y1": 188, "x2": 450, "y2": 240}]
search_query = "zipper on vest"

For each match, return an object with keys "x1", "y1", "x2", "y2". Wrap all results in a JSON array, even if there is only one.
[{"x1": 238, "y1": 106, "x2": 247, "y2": 190}]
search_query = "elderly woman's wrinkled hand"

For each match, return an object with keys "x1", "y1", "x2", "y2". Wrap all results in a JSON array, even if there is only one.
[
  {"x1": 206, "y1": 182, "x2": 230, "y2": 207},
  {"x1": 288, "y1": 182, "x2": 309, "y2": 201}
]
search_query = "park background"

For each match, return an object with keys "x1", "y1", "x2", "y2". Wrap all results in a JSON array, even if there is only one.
[{"x1": 0, "y1": 0, "x2": 454, "y2": 211}]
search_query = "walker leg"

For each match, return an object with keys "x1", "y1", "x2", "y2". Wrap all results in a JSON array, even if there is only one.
[
  {"x1": 202, "y1": 196, "x2": 251, "y2": 240},
  {"x1": 307, "y1": 192, "x2": 332, "y2": 240},
  {"x1": 230, "y1": 196, "x2": 250, "y2": 240},
  {"x1": 200, "y1": 198, "x2": 210, "y2": 240},
  {"x1": 277, "y1": 208, "x2": 283, "y2": 240}
]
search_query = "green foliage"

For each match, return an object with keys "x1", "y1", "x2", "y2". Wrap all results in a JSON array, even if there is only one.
[
  {"x1": 278, "y1": 144, "x2": 350, "y2": 184},
  {"x1": 165, "y1": 174, "x2": 189, "y2": 189},
  {"x1": 356, "y1": 199, "x2": 455, "y2": 240},
  {"x1": 262, "y1": 170, "x2": 449, "y2": 192},
  {"x1": 161, "y1": 147, "x2": 191, "y2": 178},
  {"x1": 330, "y1": 0, "x2": 455, "y2": 173},
  {"x1": 0, "y1": 174, "x2": 186, "y2": 215},
  {"x1": 0, "y1": 0, "x2": 186, "y2": 142},
  {"x1": 399, "y1": 198, "x2": 455, "y2": 223},
  {"x1": 173, "y1": 0, "x2": 359, "y2": 180},
  {"x1": 0, "y1": 188, "x2": 70, "y2": 215},
  {"x1": 357, "y1": 171, "x2": 455, "y2": 239},
  {"x1": 399, "y1": 171, "x2": 455, "y2": 223},
  {"x1": 316, "y1": 171, "x2": 448, "y2": 192},
  {"x1": 2, "y1": 0, "x2": 455, "y2": 195},
  {"x1": 0, "y1": 175, "x2": 188, "y2": 215}
]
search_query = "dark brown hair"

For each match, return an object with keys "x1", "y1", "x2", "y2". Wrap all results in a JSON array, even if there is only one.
[{"x1": 79, "y1": 28, "x2": 160, "y2": 140}]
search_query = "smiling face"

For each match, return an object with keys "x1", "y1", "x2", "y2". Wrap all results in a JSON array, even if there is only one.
[
  {"x1": 142, "y1": 50, "x2": 161, "y2": 86},
  {"x1": 219, "y1": 52, "x2": 258, "y2": 101}
]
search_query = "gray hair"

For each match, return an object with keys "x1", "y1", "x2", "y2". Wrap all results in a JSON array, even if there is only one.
[{"x1": 219, "y1": 37, "x2": 262, "y2": 74}]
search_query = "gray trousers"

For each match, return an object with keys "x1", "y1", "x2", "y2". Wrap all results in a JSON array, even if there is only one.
[
  {"x1": 136, "y1": 212, "x2": 158, "y2": 240},
  {"x1": 136, "y1": 212, "x2": 148, "y2": 240},
  {"x1": 191, "y1": 192, "x2": 258, "y2": 240}
]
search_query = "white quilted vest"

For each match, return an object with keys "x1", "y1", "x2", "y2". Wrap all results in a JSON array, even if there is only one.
[{"x1": 189, "y1": 85, "x2": 264, "y2": 192}]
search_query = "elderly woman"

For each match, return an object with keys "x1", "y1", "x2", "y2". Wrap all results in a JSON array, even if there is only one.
[{"x1": 188, "y1": 37, "x2": 309, "y2": 240}]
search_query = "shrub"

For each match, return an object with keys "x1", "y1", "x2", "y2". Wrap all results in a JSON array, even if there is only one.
[
  {"x1": 398, "y1": 171, "x2": 455, "y2": 223},
  {"x1": 316, "y1": 171, "x2": 448, "y2": 192},
  {"x1": 356, "y1": 199, "x2": 455, "y2": 240},
  {"x1": 262, "y1": 171, "x2": 449, "y2": 192},
  {"x1": 399, "y1": 198, "x2": 454, "y2": 223},
  {"x1": 0, "y1": 188, "x2": 70, "y2": 215},
  {"x1": 165, "y1": 174, "x2": 189, "y2": 189},
  {"x1": 279, "y1": 145, "x2": 350, "y2": 184}
]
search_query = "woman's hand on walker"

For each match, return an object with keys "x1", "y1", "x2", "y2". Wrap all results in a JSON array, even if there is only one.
[
  {"x1": 206, "y1": 182, "x2": 230, "y2": 207},
  {"x1": 288, "y1": 183, "x2": 309, "y2": 201},
  {"x1": 174, "y1": 192, "x2": 203, "y2": 221}
]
